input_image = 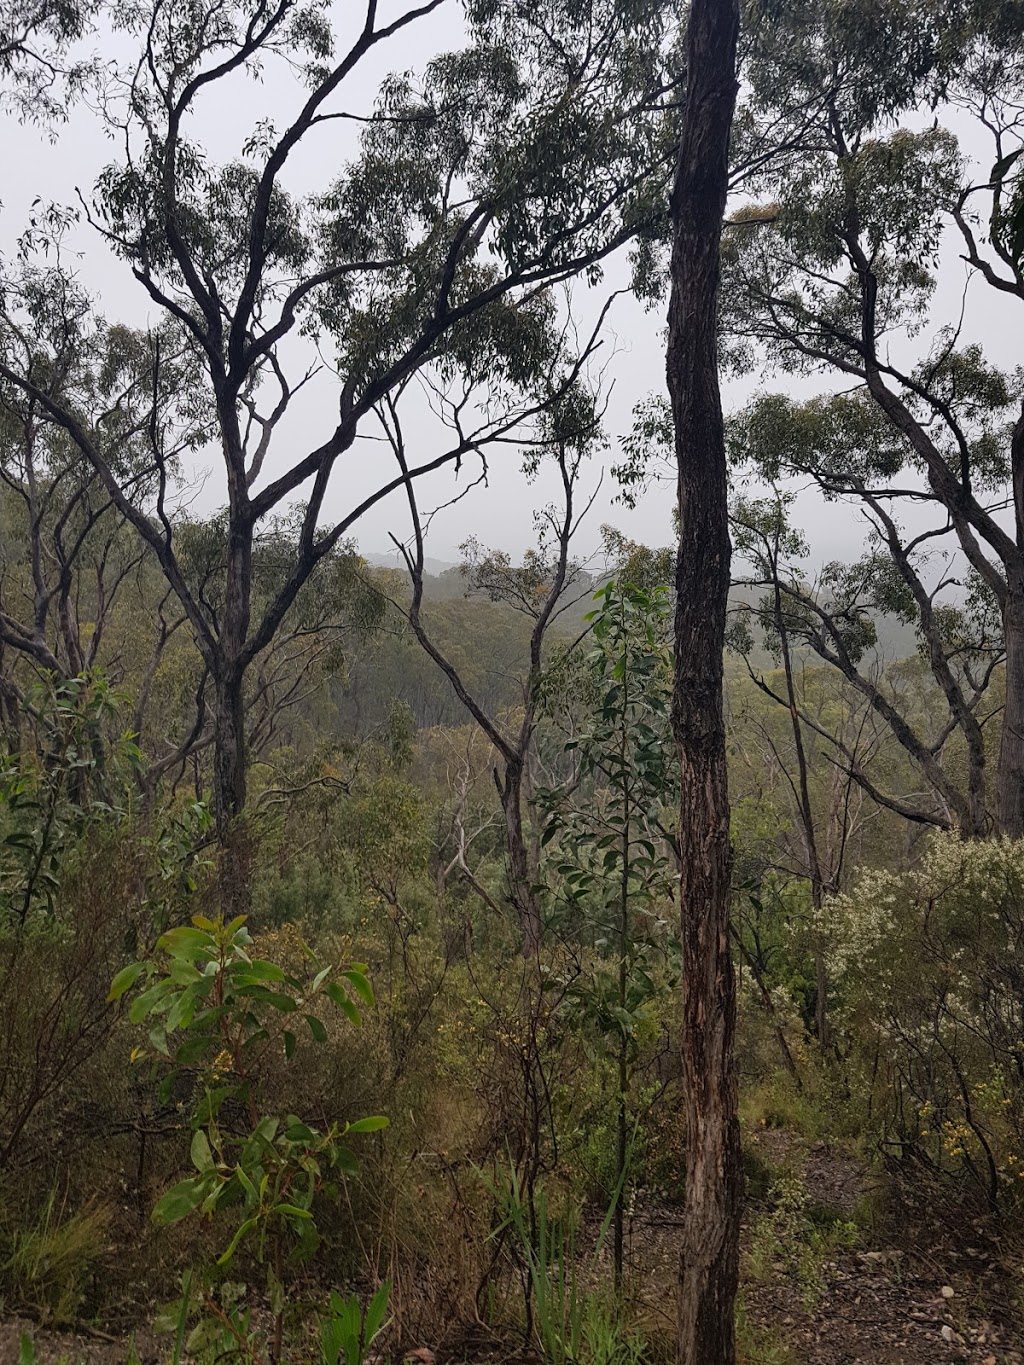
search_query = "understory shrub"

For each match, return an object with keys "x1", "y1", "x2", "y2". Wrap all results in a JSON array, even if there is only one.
[{"x1": 823, "y1": 834, "x2": 1024, "y2": 1209}]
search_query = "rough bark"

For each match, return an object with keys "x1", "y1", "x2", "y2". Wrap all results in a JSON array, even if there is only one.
[
  {"x1": 666, "y1": 0, "x2": 741, "y2": 1360},
  {"x1": 998, "y1": 409, "x2": 1024, "y2": 837},
  {"x1": 999, "y1": 575, "x2": 1024, "y2": 838},
  {"x1": 212, "y1": 667, "x2": 247, "y2": 833}
]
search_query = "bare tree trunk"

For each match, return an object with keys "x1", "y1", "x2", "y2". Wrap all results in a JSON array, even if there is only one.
[
  {"x1": 998, "y1": 410, "x2": 1024, "y2": 837},
  {"x1": 212, "y1": 666, "x2": 247, "y2": 834},
  {"x1": 998, "y1": 573, "x2": 1024, "y2": 838},
  {"x1": 501, "y1": 760, "x2": 544, "y2": 958},
  {"x1": 666, "y1": 0, "x2": 740, "y2": 1360},
  {"x1": 212, "y1": 515, "x2": 253, "y2": 840}
]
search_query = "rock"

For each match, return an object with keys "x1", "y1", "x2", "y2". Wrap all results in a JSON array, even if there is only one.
[{"x1": 940, "y1": 1284, "x2": 955, "y2": 1299}]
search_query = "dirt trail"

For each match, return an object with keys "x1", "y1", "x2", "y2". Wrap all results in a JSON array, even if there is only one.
[{"x1": 629, "y1": 1128, "x2": 1023, "y2": 1365}]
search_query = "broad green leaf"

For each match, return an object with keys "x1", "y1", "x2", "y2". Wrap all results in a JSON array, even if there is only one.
[
  {"x1": 238, "y1": 985, "x2": 298, "y2": 1012},
  {"x1": 107, "y1": 961, "x2": 145, "y2": 1003},
  {"x1": 128, "y1": 981, "x2": 174, "y2": 1024},
  {"x1": 152, "y1": 1177, "x2": 208, "y2": 1224},
  {"x1": 191, "y1": 1130, "x2": 214, "y2": 1173},
  {"x1": 346, "y1": 1115, "x2": 389, "y2": 1134},
  {"x1": 324, "y1": 982, "x2": 360, "y2": 1026},
  {"x1": 330, "y1": 1145, "x2": 359, "y2": 1175},
  {"x1": 273, "y1": 1202, "x2": 313, "y2": 1219},
  {"x1": 235, "y1": 1163, "x2": 259, "y2": 1204},
  {"x1": 341, "y1": 968, "x2": 374, "y2": 1007},
  {"x1": 365, "y1": 1280, "x2": 392, "y2": 1342},
  {"x1": 173, "y1": 1035, "x2": 214, "y2": 1067},
  {"x1": 235, "y1": 959, "x2": 287, "y2": 984},
  {"x1": 157, "y1": 927, "x2": 213, "y2": 957}
]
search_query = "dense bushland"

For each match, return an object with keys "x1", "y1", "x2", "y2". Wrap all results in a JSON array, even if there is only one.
[{"x1": 2, "y1": 579, "x2": 1024, "y2": 1361}]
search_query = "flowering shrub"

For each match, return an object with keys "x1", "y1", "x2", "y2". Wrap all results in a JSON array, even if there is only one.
[{"x1": 822, "y1": 835, "x2": 1024, "y2": 1207}]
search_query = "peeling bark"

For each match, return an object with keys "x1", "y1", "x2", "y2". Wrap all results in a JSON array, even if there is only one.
[{"x1": 666, "y1": 0, "x2": 741, "y2": 1359}]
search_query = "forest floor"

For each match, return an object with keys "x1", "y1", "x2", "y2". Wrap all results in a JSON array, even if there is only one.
[
  {"x1": 640, "y1": 1127, "x2": 1024, "y2": 1365},
  {"x1": 3, "y1": 1131, "x2": 1022, "y2": 1365}
]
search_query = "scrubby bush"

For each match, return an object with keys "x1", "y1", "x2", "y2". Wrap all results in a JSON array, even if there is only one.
[{"x1": 823, "y1": 834, "x2": 1024, "y2": 1208}]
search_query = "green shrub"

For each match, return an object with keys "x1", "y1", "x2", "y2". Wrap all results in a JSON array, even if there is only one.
[{"x1": 823, "y1": 833, "x2": 1024, "y2": 1209}]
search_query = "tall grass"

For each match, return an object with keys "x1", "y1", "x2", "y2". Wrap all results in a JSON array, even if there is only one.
[
  {"x1": 2, "y1": 1191, "x2": 110, "y2": 1322},
  {"x1": 489, "y1": 1162, "x2": 648, "y2": 1365}
]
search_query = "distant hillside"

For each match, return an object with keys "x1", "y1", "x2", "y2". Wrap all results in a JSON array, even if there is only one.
[{"x1": 362, "y1": 550, "x2": 457, "y2": 578}]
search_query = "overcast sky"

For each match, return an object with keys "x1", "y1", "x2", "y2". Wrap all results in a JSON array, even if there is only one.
[{"x1": 1, "y1": 2, "x2": 1019, "y2": 577}]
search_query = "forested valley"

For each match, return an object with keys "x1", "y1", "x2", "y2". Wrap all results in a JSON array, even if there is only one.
[{"x1": 2, "y1": 1, "x2": 1024, "y2": 1362}]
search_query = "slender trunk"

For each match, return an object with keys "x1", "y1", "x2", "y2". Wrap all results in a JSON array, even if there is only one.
[
  {"x1": 212, "y1": 498, "x2": 253, "y2": 838},
  {"x1": 212, "y1": 673, "x2": 249, "y2": 908},
  {"x1": 614, "y1": 754, "x2": 631, "y2": 1295},
  {"x1": 667, "y1": 0, "x2": 740, "y2": 1361},
  {"x1": 502, "y1": 761, "x2": 543, "y2": 957},
  {"x1": 999, "y1": 409, "x2": 1024, "y2": 837},
  {"x1": 771, "y1": 559, "x2": 831, "y2": 1050},
  {"x1": 0, "y1": 667, "x2": 21, "y2": 753},
  {"x1": 998, "y1": 573, "x2": 1024, "y2": 838}
]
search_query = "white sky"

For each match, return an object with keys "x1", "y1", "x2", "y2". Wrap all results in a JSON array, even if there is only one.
[{"x1": 1, "y1": 2, "x2": 1019, "y2": 576}]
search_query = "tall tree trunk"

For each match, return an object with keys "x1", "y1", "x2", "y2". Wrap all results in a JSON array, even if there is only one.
[
  {"x1": 998, "y1": 408, "x2": 1024, "y2": 837},
  {"x1": 212, "y1": 517, "x2": 253, "y2": 843},
  {"x1": 212, "y1": 666, "x2": 247, "y2": 835},
  {"x1": 998, "y1": 571, "x2": 1024, "y2": 838},
  {"x1": 666, "y1": 0, "x2": 740, "y2": 1361},
  {"x1": 212, "y1": 665, "x2": 250, "y2": 917}
]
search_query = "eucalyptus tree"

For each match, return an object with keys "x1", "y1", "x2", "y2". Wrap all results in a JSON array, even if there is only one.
[
  {"x1": 666, "y1": 0, "x2": 740, "y2": 1356},
  {"x1": 729, "y1": 489, "x2": 999, "y2": 1055},
  {"x1": 0, "y1": 0, "x2": 99, "y2": 119},
  {"x1": 723, "y1": 0, "x2": 1024, "y2": 832},
  {"x1": 0, "y1": 0, "x2": 682, "y2": 838},
  {"x1": 0, "y1": 262, "x2": 209, "y2": 754},
  {"x1": 730, "y1": 412, "x2": 1006, "y2": 835}
]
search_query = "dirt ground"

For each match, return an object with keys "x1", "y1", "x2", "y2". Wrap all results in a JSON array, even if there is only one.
[{"x1": 627, "y1": 1128, "x2": 1024, "y2": 1365}]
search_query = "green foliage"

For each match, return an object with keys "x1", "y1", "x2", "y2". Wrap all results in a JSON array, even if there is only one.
[
  {"x1": 824, "y1": 835, "x2": 1024, "y2": 1207},
  {"x1": 991, "y1": 145, "x2": 1024, "y2": 267},
  {"x1": 541, "y1": 579, "x2": 677, "y2": 1023},
  {"x1": 489, "y1": 1162, "x2": 647, "y2": 1365},
  {"x1": 541, "y1": 580, "x2": 676, "y2": 950},
  {"x1": 0, "y1": 672, "x2": 140, "y2": 923},
  {"x1": 746, "y1": 1173, "x2": 858, "y2": 1309},
  {"x1": 336, "y1": 775, "x2": 430, "y2": 905},
  {"x1": 319, "y1": 1280, "x2": 391, "y2": 1365},
  {"x1": 539, "y1": 579, "x2": 677, "y2": 1282},
  {"x1": 5, "y1": 5, "x2": 1024, "y2": 1352},
  {"x1": 118, "y1": 912, "x2": 386, "y2": 1358}
]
